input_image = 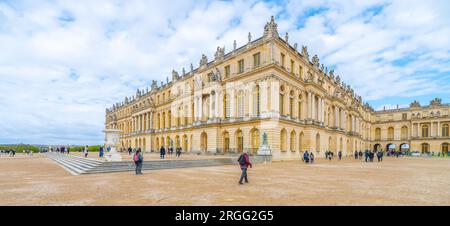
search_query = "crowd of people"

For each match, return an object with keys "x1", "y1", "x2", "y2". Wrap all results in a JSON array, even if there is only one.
[
  {"x1": 158, "y1": 146, "x2": 183, "y2": 159},
  {"x1": 0, "y1": 149, "x2": 16, "y2": 156}
]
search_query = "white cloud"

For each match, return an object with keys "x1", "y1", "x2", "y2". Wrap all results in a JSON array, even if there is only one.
[{"x1": 0, "y1": 0, "x2": 449, "y2": 144}]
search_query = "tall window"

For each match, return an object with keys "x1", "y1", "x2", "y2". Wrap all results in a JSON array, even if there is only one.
[
  {"x1": 422, "y1": 125, "x2": 429, "y2": 137},
  {"x1": 401, "y1": 126, "x2": 408, "y2": 140},
  {"x1": 375, "y1": 128, "x2": 381, "y2": 140},
  {"x1": 253, "y1": 52, "x2": 260, "y2": 67},
  {"x1": 168, "y1": 111, "x2": 171, "y2": 128},
  {"x1": 280, "y1": 129, "x2": 287, "y2": 151},
  {"x1": 253, "y1": 85, "x2": 260, "y2": 116},
  {"x1": 388, "y1": 127, "x2": 394, "y2": 140},
  {"x1": 290, "y1": 60, "x2": 294, "y2": 74},
  {"x1": 224, "y1": 65, "x2": 230, "y2": 78},
  {"x1": 299, "y1": 65, "x2": 303, "y2": 78},
  {"x1": 237, "y1": 91, "x2": 244, "y2": 117},
  {"x1": 442, "y1": 124, "x2": 449, "y2": 137},
  {"x1": 280, "y1": 53, "x2": 285, "y2": 67},
  {"x1": 421, "y1": 143, "x2": 429, "y2": 154},
  {"x1": 238, "y1": 60, "x2": 244, "y2": 74},
  {"x1": 442, "y1": 143, "x2": 449, "y2": 154}
]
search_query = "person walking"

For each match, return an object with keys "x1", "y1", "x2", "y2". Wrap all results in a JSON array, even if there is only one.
[
  {"x1": 364, "y1": 150, "x2": 369, "y2": 162},
  {"x1": 359, "y1": 150, "x2": 363, "y2": 159},
  {"x1": 338, "y1": 150, "x2": 342, "y2": 160},
  {"x1": 160, "y1": 146, "x2": 166, "y2": 159},
  {"x1": 369, "y1": 151, "x2": 374, "y2": 162},
  {"x1": 67, "y1": 146, "x2": 70, "y2": 155},
  {"x1": 354, "y1": 150, "x2": 358, "y2": 159},
  {"x1": 238, "y1": 151, "x2": 252, "y2": 185},
  {"x1": 83, "y1": 145, "x2": 88, "y2": 158},
  {"x1": 133, "y1": 149, "x2": 144, "y2": 175},
  {"x1": 377, "y1": 151, "x2": 383, "y2": 162},
  {"x1": 128, "y1": 146, "x2": 132, "y2": 155},
  {"x1": 303, "y1": 151, "x2": 310, "y2": 163},
  {"x1": 99, "y1": 146, "x2": 104, "y2": 158},
  {"x1": 310, "y1": 152, "x2": 315, "y2": 164},
  {"x1": 176, "y1": 146, "x2": 182, "y2": 159}
]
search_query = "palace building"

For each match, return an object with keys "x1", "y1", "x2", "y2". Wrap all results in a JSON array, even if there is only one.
[{"x1": 105, "y1": 17, "x2": 449, "y2": 159}]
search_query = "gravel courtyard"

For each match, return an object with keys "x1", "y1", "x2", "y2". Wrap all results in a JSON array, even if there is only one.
[{"x1": 1, "y1": 154, "x2": 449, "y2": 205}]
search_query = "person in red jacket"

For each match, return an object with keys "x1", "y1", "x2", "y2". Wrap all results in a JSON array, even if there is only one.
[{"x1": 238, "y1": 151, "x2": 253, "y2": 185}]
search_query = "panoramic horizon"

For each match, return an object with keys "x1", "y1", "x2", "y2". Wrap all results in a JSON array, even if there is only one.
[{"x1": 1, "y1": 0, "x2": 450, "y2": 145}]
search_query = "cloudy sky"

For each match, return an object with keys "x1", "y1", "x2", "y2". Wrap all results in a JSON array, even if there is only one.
[{"x1": 0, "y1": 0, "x2": 449, "y2": 145}]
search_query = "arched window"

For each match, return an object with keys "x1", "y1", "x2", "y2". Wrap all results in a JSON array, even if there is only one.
[
  {"x1": 401, "y1": 126, "x2": 408, "y2": 140},
  {"x1": 253, "y1": 85, "x2": 260, "y2": 116},
  {"x1": 421, "y1": 143, "x2": 429, "y2": 154},
  {"x1": 422, "y1": 125, "x2": 429, "y2": 137},
  {"x1": 237, "y1": 90, "x2": 244, "y2": 118},
  {"x1": 442, "y1": 124, "x2": 449, "y2": 137},
  {"x1": 441, "y1": 143, "x2": 448, "y2": 154},
  {"x1": 388, "y1": 127, "x2": 394, "y2": 140},
  {"x1": 223, "y1": 131, "x2": 230, "y2": 153},
  {"x1": 290, "y1": 130, "x2": 296, "y2": 152},
  {"x1": 316, "y1": 133, "x2": 321, "y2": 153},
  {"x1": 250, "y1": 129, "x2": 260, "y2": 153},
  {"x1": 157, "y1": 113, "x2": 161, "y2": 129},
  {"x1": 201, "y1": 132, "x2": 207, "y2": 152},
  {"x1": 375, "y1": 128, "x2": 381, "y2": 140},
  {"x1": 182, "y1": 134, "x2": 188, "y2": 152},
  {"x1": 280, "y1": 129, "x2": 287, "y2": 151},
  {"x1": 236, "y1": 130, "x2": 243, "y2": 153},
  {"x1": 162, "y1": 112, "x2": 166, "y2": 129}
]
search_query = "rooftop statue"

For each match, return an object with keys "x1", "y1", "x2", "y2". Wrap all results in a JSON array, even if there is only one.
[
  {"x1": 430, "y1": 97, "x2": 442, "y2": 106},
  {"x1": 263, "y1": 16, "x2": 278, "y2": 39},
  {"x1": 199, "y1": 54, "x2": 208, "y2": 67},
  {"x1": 410, "y1": 100, "x2": 421, "y2": 108},
  {"x1": 301, "y1": 45, "x2": 309, "y2": 60}
]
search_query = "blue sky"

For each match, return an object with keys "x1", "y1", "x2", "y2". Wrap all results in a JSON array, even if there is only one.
[{"x1": 0, "y1": 0, "x2": 449, "y2": 145}]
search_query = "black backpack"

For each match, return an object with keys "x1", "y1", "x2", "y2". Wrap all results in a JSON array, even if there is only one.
[{"x1": 237, "y1": 154, "x2": 246, "y2": 165}]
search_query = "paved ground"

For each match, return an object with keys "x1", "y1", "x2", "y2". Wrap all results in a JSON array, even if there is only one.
[{"x1": 1, "y1": 154, "x2": 449, "y2": 205}]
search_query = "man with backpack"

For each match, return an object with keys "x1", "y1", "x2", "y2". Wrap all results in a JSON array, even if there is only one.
[
  {"x1": 238, "y1": 151, "x2": 252, "y2": 185},
  {"x1": 134, "y1": 150, "x2": 144, "y2": 175}
]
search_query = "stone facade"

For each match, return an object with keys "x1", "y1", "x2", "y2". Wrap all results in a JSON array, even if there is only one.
[{"x1": 105, "y1": 17, "x2": 449, "y2": 159}]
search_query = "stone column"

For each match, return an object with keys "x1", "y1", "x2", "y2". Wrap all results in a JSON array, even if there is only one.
[
  {"x1": 150, "y1": 112, "x2": 153, "y2": 130},
  {"x1": 334, "y1": 107, "x2": 338, "y2": 127},
  {"x1": 312, "y1": 94, "x2": 316, "y2": 120},
  {"x1": 307, "y1": 91, "x2": 312, "y2": 118},
  {"x1": 209, "y1": 94, "x2": 213, "y2": 120},
  {"x1": 198, "y1": 96, "x2": 203, "y2": 120},
  {"x1": 431, "y1": 122, "x2": 434, "y2": 137},
  {"x1": 230, "y1": 89, "x2": 236, "y2": 117},
  {"x1": 437, "y1": 121, "x2": 440, "y2": 137},
  {"x1": 215, "y1": 91, "x2": 219, "y2": 118}
]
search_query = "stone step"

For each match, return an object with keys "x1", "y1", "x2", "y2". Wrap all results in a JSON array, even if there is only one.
[
  {"x1": 47, "y1": 156, "x2": 84, "y2": 175},
  {"x1": 46, "y1": 153, "x2": 104, "y2": 175},
  {"x1": 47, "y1": 153, "x2": 103, "y2": 164},
  {"x1": 48, "y1": 155, "x2": 94, "y2": 172},
  {"x1": 46, "y1": 153, "x2": 270, "y2": 175},
  {"x1": 49, "y1": 155, "x2": 102, "y2": 167}
]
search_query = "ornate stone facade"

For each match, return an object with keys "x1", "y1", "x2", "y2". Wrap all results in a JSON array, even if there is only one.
[{"x1": 105, "y1": 17, "x2": 449, "y2": 159}]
